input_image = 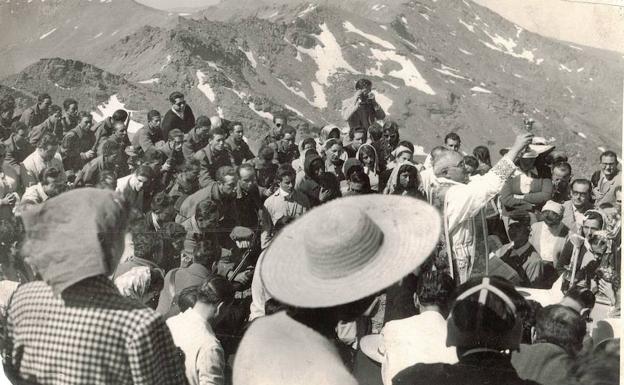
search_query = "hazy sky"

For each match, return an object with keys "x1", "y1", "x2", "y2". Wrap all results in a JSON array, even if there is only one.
[
  {"x1": 136, "y1": 0, "x2": 219, "y2": 10},
  {"x1": 137, "y1": 0, "x2": 624, "y2": 53}
]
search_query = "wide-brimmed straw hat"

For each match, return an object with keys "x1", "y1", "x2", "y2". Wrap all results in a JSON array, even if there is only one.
[
  {"x1": 500, "y1": 136, "x2": 555, "y2": 157},
  {"x1": 260, "y1": 195, "x2": 441, "y2": 308}
]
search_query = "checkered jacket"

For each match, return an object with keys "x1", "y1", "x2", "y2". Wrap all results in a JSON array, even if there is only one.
[{"x1": 5, "y1": 276, "x2": 189, "y2": 385}]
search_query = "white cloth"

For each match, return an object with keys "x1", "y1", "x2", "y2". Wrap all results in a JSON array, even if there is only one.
[
  {"x1": 529, "y1": 222, "x2": 567, "y2": 263},
  {"x1": 116, "y1": 174, "x2": 144, "y2": 211},
  {"x1": 0, "y1": 163, "x2": 19, "y2": 220},
  {"x1": 19, "y1": 150, "x2": 65, "y2": 188},
  {"x1": 380, "y1": 311, "x2": 457, "y2": 385},
  {"x1": 20, "y1": 183, "x2": 48, "y2": 205},
  {"x1": 167, "y1": 308, "x2": 225, "y2": 385},
  {"x1": 261, "y1": 188, "x2": 309, "y2": 248},
  {"x1": 516, "y1": 168, "x2": 538, "y2": 194},
  {"x1": 233, "y1": 311, "x2": 357, "y2": 385},
  {"x1": 249, "y1": 250, "x2": 270, "y2": 321}
]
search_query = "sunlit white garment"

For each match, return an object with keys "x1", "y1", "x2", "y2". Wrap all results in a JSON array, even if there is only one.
[
  {"x1": 380, "y1": 311, "x2": 457, "y2": 385},
  {"x1": 167, "y1": 308, "x2": 225, "y2": 385},
  {"x1": 437, "y1": 157, "x2": 516, "y2": 282}
]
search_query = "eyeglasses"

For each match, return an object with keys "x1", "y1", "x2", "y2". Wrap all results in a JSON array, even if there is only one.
[
  {"x1": 601, "y1": 162, "x2": 617, "y2": 167},
  {"x1": 571, "y1": 190, "x2": 589, "y2": 196}
]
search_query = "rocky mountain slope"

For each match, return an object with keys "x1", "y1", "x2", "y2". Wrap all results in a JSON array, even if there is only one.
[
  {"x1": 1, "y1": 0, "x2": 622, "y2": 176},
  {"x1": 0, "y1": 0, "x2": 177, "y2": 77}
]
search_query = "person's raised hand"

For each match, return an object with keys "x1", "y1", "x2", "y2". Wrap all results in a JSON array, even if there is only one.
[
  {"x1": 599, "y1": 279, "x2": 617, "y2": 305},
  {"x1": 507, "y1": 132, "x2": 534, "y2": 160},
  {"x1": 319, "y1": 187, "x2": 333, "y2": 202}
]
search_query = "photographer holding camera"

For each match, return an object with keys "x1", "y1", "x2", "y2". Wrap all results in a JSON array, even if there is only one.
[{"x1": 341, "y1": 78, "x2": 385, "y2": 138}]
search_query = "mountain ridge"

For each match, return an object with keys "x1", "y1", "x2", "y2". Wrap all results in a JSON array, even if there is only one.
[{"x1": 1, "y1": 0, "x2": 621, "y2": 177}]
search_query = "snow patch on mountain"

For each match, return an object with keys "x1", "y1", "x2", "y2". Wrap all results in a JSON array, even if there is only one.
[
  {"x1": 284, "y1": 104, "x2": 305, "y2": 118},
  {"x1": 161, "y1": 55, "x2": 171, "y2": 71},
  {"x1": 577, "y1": 67, "x2": 584, "y2": 73},
  {"x1": 559, "y1": 64, "x2": 572, "y2": 72},
  {"x1": 196, "y1": 70, "x2": 216, "y2": 103},
  {"x1": 92, "y1": 94, "x2": 143, "y2": 134},
  {"x1": 458, "y1": 48, "x2": 473, "y2": 55},
  {"x1": 138, "y1": 78, "x2": 159, "y2": 84},
  {"x1": 471, "y1": 86, "x2": 492, "y2": 94},
  {"x1": 249, "y1": 102, "x2": 273, "y2": 120},
  {"x1": 369, "y1": 48, "x2": 435, "y2": 95},
  {"x1": 458, "y1": 19, "x2": 475, "y2": 33},
  {"x1": 93, "y1": 32, "x2": 103, "y2": 39},
  {"x1": 434, "y1": 65, "x2": 469, "y2": 80},
  {"x1": 40, "y1": 28, "x2": 57, "y2": 40},
  {"x1": 371, "y1": 4, "x2": 386, "y2": 11},
  {"x1": 420, "y1": 13, "x2": 430, "y2": 22},
  {"x1": 375, "y1": 92, "x2": 393, "y2": 114},
  {"x1": 383, "y1": 80, "x2": 399, "y2": 89},
  {"x1": 295, "y1": 23, "x2": 359, "y2": 109},
  {"x1": 298, "y1": 3, "x2": 317, "y2": 17},
  {"x1": 480, "y1": 31, "x2": 537, "y2": 63},
  {"x1": 399, "y1": 39, "x2": 426, "y2": 62},
  {"x1": 277, "y1": 78, "x2": 315, "y2": 104},
  {"x1": 239, "y1": 47, "x2": 257, "y2": 68},
  {"x1": 343, "y1": 21, "x2": 396, "y2": 50}
]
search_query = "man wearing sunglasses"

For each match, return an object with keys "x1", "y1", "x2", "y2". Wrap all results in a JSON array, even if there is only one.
[{"x1": 162, "y1": 91, "x2": 196, "y2": 139}]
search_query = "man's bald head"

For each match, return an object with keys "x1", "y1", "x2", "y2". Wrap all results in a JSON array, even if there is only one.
[
  {"x1": 430, "y1": 146, "x2": 447, "y2": 162},
  {"x1": 433, "y1": 149, "x2": 467, "y2": 183}
]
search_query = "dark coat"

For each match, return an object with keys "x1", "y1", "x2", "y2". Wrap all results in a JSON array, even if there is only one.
[
  {"x1": 393, "y1": 352, "x2": 540, "y2": 385},
  {"x1": 161, "y1": 106, "x2": 195, "y2": 139},
  {"x1": 193, "y1": 145, "x2": 234, "y2": 188},
  {"x1": 511, "y1": 343, "x2": 573, "y2": 385},
  {"x1": 3, "y1": 134, "x2": 33, "y2": 168},
  {"x1": 226, "y1": 136, "x2": 255, "y2": 166}
]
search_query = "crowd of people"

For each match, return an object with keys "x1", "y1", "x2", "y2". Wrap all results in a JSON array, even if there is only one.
[{"x1": 0, "y1": 77, "x2": 619, "y2": 385}]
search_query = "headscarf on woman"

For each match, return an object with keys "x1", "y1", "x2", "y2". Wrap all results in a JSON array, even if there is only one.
[
  {"x1": 21, "y1": 188, "x2": 129, "y2": 295},
  {"x1": 382, "y1": 162, "x2": 423, "y2": 198},
  {"x1": 356, "y1": 144, "x2": 381, "y2": 192}
]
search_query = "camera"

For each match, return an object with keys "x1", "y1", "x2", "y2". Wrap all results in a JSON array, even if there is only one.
[{"x1": 360, "y1": 91, "x2": 374, "y2": 104}]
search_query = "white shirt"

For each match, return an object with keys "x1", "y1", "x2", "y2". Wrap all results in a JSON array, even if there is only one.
[
  {"x1": 530, "y1": 222, "x2": 567, "y2": 263},
  {"x1": 234, "y1": 312, "x2": 357, "y2": 385},
  {"x1": 167, "y1": 308, "x2": 225, "y2": 385},
  {"x1": 249, "y1": 250, "x2": 269, "y2": 321},
  {"x1": 380, "y1": 311, "x2": 457, "y2": 385}
]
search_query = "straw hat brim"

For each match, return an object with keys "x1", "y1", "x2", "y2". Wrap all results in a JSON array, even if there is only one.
[
  {"x1": 360, "y1": 334, "x2": 384, "y2": 363},
  {"x1": 260, "y1": 195, "x2": 441, "y2": 308},
  {"x1": 499, "y1": 144, "x2": 555, "y2": 157}
]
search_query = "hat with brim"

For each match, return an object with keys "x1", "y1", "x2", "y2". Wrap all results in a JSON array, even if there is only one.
[
  {"x1": 500, "y1": 137, "x2": 555, "y2": 157},
  {"x1": 360, "y1": 334, "x2": 384, "y2": 363},
  {"x1": 260, "y1": 195, "x2": 441, "y2": 308}
]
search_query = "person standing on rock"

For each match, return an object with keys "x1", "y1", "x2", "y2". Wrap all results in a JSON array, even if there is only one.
[
  {"x1": 341, "y1": 78, "x2": 385, "y2": 138},
  {"x1": 162, "y1": 91, "x2": 195, "y2": 139}
]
